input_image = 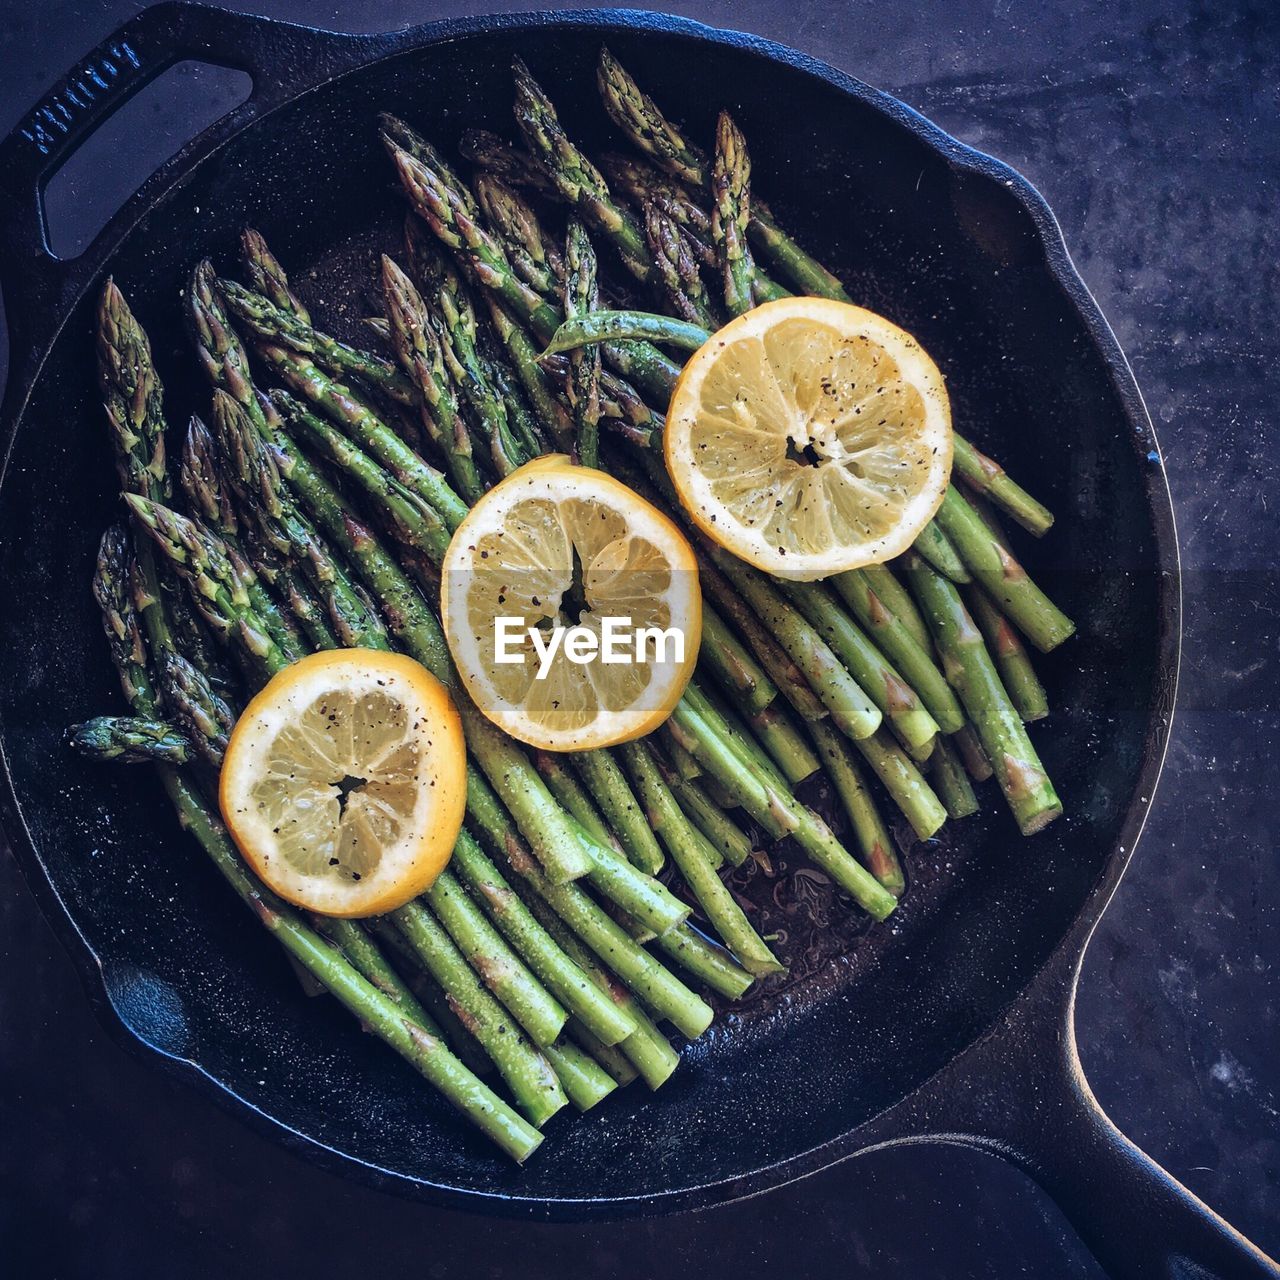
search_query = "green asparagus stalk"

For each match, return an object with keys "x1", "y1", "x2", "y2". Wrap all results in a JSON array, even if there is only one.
[
  {"x1": 699, "y1": 546, "x2": 882, "y2": 741},
  {"x1": 448, "y1": 829, "x2": 637, "y2": 1045},
  {"x1": 902, "y1": 552, "x2": 1062, "y2": 833},
  {"x1": 67, "y1": 715, "x2": 190, "y2": 765},
  {"x1": 952, "y1": 723, "x2": 995, "y2": 782},
  {"x1": 777, "y1": 578, "x2": 940, "y2": 752},
  {"x1": 966, "y1": 586, "x2": 1049, "y2": 722},
  {"x1": 692, "y1": 555, "x2": 827, "y2": 723},
  {"x1": 566, "y1": 1019, "x2": 638, "y2": 1087},
  {"x1": 644, "y1": 199, "x2": 717, "y2": 326},
  {"x1": 158, "y1": 650, "x2": 234, "y2": 769},
  {"x1": 543, "y1": 1036, "x2": 618, "y2": 1110},
  {"x1": 483, "y1": 295, "x2": 576, "y2": 451},
  {"x1": 745, "y1": 700, "x2": 823, "y2": 785},
  {"x1": 711, "y1": 111, "x2": 756, "y2": 317},
  {"x1": 391, "y1": 900, "x2": 567, "y2": 1125},
  {"x1": 670, "y1": 695, "x2": 898, "y2": 919},
  {"x1": 808, "y1": 718, "x2": 904, "y2": 895},
  {"x1": 597, "y1": 48, "x2": 850, "y2": 300},
  {"x1": 619, "y1": 740, "x2": 784, "y2": 976},
  {"x1": 928, "y1": 734, "x2": 980, "y2": 820},
  {"x1": 421, "y1": 869, "x2": 568, "y2": 1048},
  {"x1": 953, "y1": 435, "x2": 1054, "y2": 536},
  {"x1": 241, "y1": 228, "x2": 311, "y2": 323},
  {"x1": 210, "y1": 392, "x2": 391, "y2": 650},
  {"x1": 830, "y1": 567, "x2": 965, "y2": 734},
  {"x1": 219, "y1": 278, "x2": 414, "y2": 407},
  {"x1": 252, "y1": 337, "x2": 472, "y2": 534},
  {"x1": 421, "y1": 247, "x2": 533, "y2": 477},
  {"x1": 860, "y1": 563, "x2": 932, "y2": 651},
  {"x1": 655, "y1": 756, "x2": 754, "y2": 869},
  {"x1": 564, "y1": 219, "x2": 603, "y2": 468},
  {"x1": 512, "y1": 886, "x2": 680, "y2": 1088},
  {"x1": 571, "y1": 749, "x2": 665, "y2": 876},
  {"x1": 512, "y1": 56, "x2": 654, "y2": 285},
  {"x1": 380, "y1": 255, "x2": 485, "y2": 504},
  {"x1": 598, "y1": 151, "x2": 713, "y2": 245},
  {"x1": 310, "y1": 915, "x2": 437, "y2": 1032},
  {"x1": 459, "y1": 127, "x2": 560, "y2": 198},
  {"x1": 540, "y1": 309, "x2": 707, "y2": 358},
  {"x1": 463, "y1": 773, "x2": 713, "y2": 1039},
  {"x1": 473, "y1": 173, "x2": 563, "y2": 296},
  {"x1": 933, "y1": 487, "x2": 1075, "y2": 652},
  {"x1": 390, "y1": 142, "x2": 682, "y2": 404},
  {"x1": 850, "y1": 726, "x2": 948, "y2": 841}
]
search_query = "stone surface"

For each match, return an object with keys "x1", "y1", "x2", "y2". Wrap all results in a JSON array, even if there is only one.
[{"x1": 1, "y1": 1, "x2": 1276, "y2": 1275}]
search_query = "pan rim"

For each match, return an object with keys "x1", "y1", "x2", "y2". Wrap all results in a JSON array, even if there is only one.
[{"x1": 0, "y1": 4, "x2": 1181, "y2": 1218}]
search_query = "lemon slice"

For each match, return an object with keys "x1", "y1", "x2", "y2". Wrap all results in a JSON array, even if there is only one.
[
  {"x1": 441, "y1": 456, "x2": 700, "y2": 751},
  {"x1": 665, "y1": 297, "x2": 953, "y2": 580},
  {"x1": 219, "y1": 650, "x2": 466, "y2": 917}
]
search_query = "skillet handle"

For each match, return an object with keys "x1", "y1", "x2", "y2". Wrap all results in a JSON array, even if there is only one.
[
  {"x1": 0, "y1": 1, "x2": 373, "y2": 380},
  {"x1": 862, "y1": 948, "x2": 1278, "y2": 1279}
]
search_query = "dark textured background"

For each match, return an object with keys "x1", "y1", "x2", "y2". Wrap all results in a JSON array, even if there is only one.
[{"x1": 1, "y1": 2, "x2": 1276, "y2": 1275}]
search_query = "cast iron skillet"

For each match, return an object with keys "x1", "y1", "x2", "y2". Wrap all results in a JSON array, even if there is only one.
[{"x1": 0, "y1": 6, "x2": 1272, "y2": 1275}]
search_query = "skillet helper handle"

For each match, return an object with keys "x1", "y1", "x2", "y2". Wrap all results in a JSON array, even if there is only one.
[
  {"x1": 869, "y1": 954, "x2": 1279, "y2": 1279},
  {"x1": 0, "y1": 1, "x2": 367, "y2": 360}
]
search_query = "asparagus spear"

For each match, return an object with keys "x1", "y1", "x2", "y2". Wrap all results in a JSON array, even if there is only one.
[
  {"x1": 808, "y1": 718, "x2": 904, "y2": 895},
  {"x1": 473, "y1": 173, "x2": 563, "y2": 295},
  {"x1": 416, "y1": 244, "x2": 534, "y2": 478},
  {"x1": 209, "y1": 392, "x2": 389, "y2": 650},
  {"x1": 241, "y1": 228, "x2": 311, "y2": 323},
  {"x1": 644, "y1": 199, "x2": 716, "y2": 326},
  {"x1": 447, "y1": 830, "x2": 637, "y2": 1045},
  {"x1": 952, "y1": 723, "x2": 995, "y2": 782},
  {"x1": 597, "y1": 48, "x2": 849, "y2": 300},
  {"x1": 913, "y1": 515, "x2": 971, "y2": 584},
  {"x1": 219, "y1": 278, "x2": 415, "y2": 407},
  {"x1": 933, "y1": 486, "x2": 1075, "y2": 652},
  {"x1": 542, "y1": 1037, "x2": 617, "y2": 1111},
  {"x1": 619, "y1": 740, "x2": 784, "y2": 976},
  {"x1": 570, "y1": 749, "x2": 665, "y2": 876},
  {"x1": 563, "y1": 219, "x2": 602, "y2": 468},
  {"x1": 829, "y1": 568, "x2": 965, "y2": 734},
  {"x1": 777, "y1": 577, "x2": 940, "y2": 753},
  {"x1": 902, "y1": 552, "x2": 1062, "y2": 834},
  {"x1": 659, "y1": 765, "x2": 755, "y2": 869},
  {"x1": 953, "y1": 435, "x2": 1054, "y2": 536},
  {"x1": 512, "y1": 57, "x2": 654, "y2": 286},
  {"x1": 459, "y1": 127, "x2": 560, "y2": 198},
  {"x1": 380, "y1": 255, "x2": 485, "y2": 504},
  {"x1": 422, "y1": 870, "x2": 569, "y2": 1049},
  {"x1": 158, "y1": 650, "x2": 234, "y2": 770},
  {"x1": 710, "y1": 111, "x2": 756, "y2": 317},
  {"x1": 966, "y1": 586, "x2": 1050, "y2": 722},
  {"x1": 928, "y1": 734, "x2": 980, "y2": 820},
  {"x1": 860, "y1": 563, "x2": 932, "y2": 651},
  {"x1": 670, "y1": 695, "x2": 898, "y2": 919},
  {"x1": 67, "y1": 715, "x2": 190, "y2": 765},
  {"x1": 392, "y1": 900, "x2": 567, "y2": 1125},
  {"x1": 389, "y1": 141, "x2": 682, "y2": 404},
  {"x1": 98, "y1": 281, "x2": 236, "y2": 693},
  {"x1": 598, "y1": 151, "x2": 714, "y2": 244}
]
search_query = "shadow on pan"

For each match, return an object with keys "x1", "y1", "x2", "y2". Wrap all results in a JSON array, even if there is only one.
[{"x1": 0, "y1": 5, "x2": 1270, "y2": 1277}]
